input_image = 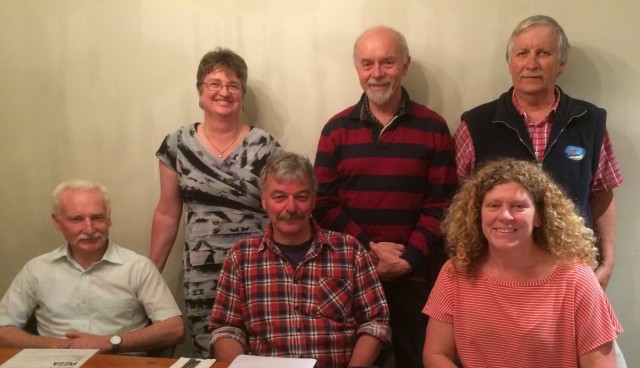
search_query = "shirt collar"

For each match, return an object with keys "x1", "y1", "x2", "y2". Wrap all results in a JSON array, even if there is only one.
[
  {"x1": 51, "y1": 240, "x2": 122, "y2": 269},
  {"x1": 511, "y1": 86, "x2": 560, "y2": 121},
  {"x1": 359, "y1": 87, "x2": 409, "y2": 124},
  {"x1": 260, "y1": 219, "x2": 337, "y2": 253}
]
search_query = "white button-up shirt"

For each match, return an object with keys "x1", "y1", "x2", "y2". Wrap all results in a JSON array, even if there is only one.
[{"x1": 0, "y1": 241, "x2": 181, "y2": 337}]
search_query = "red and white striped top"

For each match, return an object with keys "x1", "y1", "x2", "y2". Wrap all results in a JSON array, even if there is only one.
[{"x1": 424, "y1": 260, "x2": 623, "y2": 368}]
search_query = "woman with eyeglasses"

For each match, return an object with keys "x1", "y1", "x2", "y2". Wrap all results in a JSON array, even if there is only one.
[{"x1": 149, "y1": 48, "x2": 282, "y2": 357}]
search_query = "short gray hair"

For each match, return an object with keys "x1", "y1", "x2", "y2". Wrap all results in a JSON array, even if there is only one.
[
  {"x1": 353, "y1": 26, "x2": 410, "y2": 65},
  {"x1": 260, "y1": 152, "x2": 317, "y2": 194},
  {"x1": 52, "y1": 179, "x2": 110, "y2": 215},
  {"x1": 506, "y1": 15, "x2": 570, "y2": 64}
]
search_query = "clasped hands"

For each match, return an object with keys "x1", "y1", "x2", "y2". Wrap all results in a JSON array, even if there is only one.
[{"x1": 369, "y1": 241, "x2": 411, "y2": 281}]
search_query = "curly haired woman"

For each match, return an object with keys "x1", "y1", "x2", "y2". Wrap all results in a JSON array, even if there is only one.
[{"x1": 422, "y1": 158, "x2": 622, "y2": 368}]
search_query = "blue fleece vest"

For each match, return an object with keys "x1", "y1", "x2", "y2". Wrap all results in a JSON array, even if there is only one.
[{"x1": 462, "y1": 87, "x2": 606, "y2": 227}]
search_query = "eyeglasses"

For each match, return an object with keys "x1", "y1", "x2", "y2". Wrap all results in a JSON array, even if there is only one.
[{"x1": 202, "y1": 80, "x2": 242, "y2": 94}]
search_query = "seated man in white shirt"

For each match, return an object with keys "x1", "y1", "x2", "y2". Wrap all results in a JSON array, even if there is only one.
[{"x1": 0, "y1": 179, "x2": 184, "y2": 354}]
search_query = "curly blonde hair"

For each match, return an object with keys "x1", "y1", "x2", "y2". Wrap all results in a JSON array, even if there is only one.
[{"x1": 442, "y1": 159, "x2": 598, "y2": 276}]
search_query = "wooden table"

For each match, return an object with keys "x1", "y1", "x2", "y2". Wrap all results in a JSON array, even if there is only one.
[{"x1": 0, "y1": 347, "x2": 229, "y2": 368}]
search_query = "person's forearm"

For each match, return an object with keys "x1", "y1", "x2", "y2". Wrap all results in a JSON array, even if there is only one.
[
  {"x1": 590, "y1": 191, "x2": 616, "y2": 289},
  {"x1": 579, "y1": 341, "x2": 615, "y2": 368},
  {"x1": 0, "y1": 326, "x2": 70, "y2": 349},
  {"x1": 149, "y1": 210, "x2": 181, "y2": 272},
  {"x1": 212, "y1": 337, "x2": 245, "y2": 362},
  {"x1": 150, "y1": 162, "x2": 184, "y2": 272},
  {"x1": 423, "y1": 354, "x2": 459, "y2": 368},
  {"x1": 424, "y1": 318, "x2": 458, "y2": 368},
  {"x1": 348, "y1": 334, "x2": 383, "y2": 367},
  {"x1": 117, "y1": 316, "x2": 184, "y2": 353}
]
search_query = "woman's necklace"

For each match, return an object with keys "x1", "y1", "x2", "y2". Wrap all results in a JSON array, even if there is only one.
[{"x1": 202, "y1": 124, "x2": 242, "y2": 158}]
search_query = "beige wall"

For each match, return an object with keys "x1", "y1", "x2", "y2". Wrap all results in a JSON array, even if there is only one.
[{"x1": 1, "y1": 0, "x2": 638, "y2": 363}]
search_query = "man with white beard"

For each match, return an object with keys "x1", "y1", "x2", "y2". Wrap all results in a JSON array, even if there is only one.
[{"x1": 313, "y1": 26, "x2": 457, "y2": 368}]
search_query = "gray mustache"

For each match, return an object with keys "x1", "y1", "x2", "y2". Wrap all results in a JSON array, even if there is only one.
[{"x1": 277, "y1": 211, "x2": 305, "y2": 220}]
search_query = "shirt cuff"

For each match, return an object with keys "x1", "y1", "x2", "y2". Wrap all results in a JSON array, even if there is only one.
[
  {"x1": 356, "y1": 321, "x2": 392, "y2": 345},
  {"x1": 210, "y1": 327, "x2": 248, "y2": 350},
  {"x1": 400, "y1": 245, "x2": 424, "y2": 272}
]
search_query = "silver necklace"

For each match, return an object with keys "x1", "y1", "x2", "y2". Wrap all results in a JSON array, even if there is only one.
[{"x1": 203, "y1": 124, "x2": 241, "y2": 158}]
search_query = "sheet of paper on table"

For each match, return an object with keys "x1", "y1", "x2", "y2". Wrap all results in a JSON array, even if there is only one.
[
  {"x1": 0, "y1": 348, "x2": 98, "y2": 368},
  {"x1": 228, "y1": 354, "x2": 317, "y2": 368},
  {"x1": 170, "y1": 357, "x2": 217, "y2": 368}
]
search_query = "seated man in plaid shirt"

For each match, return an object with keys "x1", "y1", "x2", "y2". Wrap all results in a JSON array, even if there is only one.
[{"x1": 209, "y1": 152, "x2": 391, "y2": 368}]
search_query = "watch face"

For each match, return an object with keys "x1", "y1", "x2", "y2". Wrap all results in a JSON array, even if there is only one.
[{"x1": 110, "y1": 335, "x2": 122, "y2": 344}]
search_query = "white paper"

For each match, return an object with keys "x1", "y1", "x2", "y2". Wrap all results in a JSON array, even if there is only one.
[
  {"x1": 169, "y1": 357, "x2": 217, "y2": 368},
  {"x1": 228, "y1": 354, "x2": 316, "y2": 368},
  {"x1": 0, "y1": 348, "x2": 98, "y2": 368}
]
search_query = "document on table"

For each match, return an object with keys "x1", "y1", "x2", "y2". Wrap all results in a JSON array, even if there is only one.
[
  {"x1": 169, "y1": 357, "x2": 217, "y2": 368},
  {"x1": 228, "y1": 354, "x2": 317, "y2": 368},
  {"x1": 0, "y1": 348, "x2": 98, "y2": 368}
]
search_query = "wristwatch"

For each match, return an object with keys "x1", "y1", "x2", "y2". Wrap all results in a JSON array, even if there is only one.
[{"x1": 109, "y1": 335, "x2": 122, "y2": 353}]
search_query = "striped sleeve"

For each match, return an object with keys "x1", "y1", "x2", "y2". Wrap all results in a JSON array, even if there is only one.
[{"x1": 573, "y1": 264, "x2": 623, "y2": 356}]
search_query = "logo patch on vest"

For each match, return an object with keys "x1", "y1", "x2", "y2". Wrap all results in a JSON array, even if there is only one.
[{"x1": 564, "y1": 145, "x2": 586, "y2": 161}]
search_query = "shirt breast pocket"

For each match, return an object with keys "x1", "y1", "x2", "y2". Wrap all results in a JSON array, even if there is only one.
[
  {"x1": 96, "y1": 299, "x2": 140, "y2": 322},
  {"x1": 316, "y1": 278, "x2": 352, "y2": 322}
]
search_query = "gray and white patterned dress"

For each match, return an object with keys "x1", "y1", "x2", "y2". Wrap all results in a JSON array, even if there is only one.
[{"x1": 156, "y1": 123, "x2": 282, "y2": 357}]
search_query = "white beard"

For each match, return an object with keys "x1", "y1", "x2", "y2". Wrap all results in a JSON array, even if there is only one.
[{"x1": 366, "y1": 85, "x2": 394, "y2": 105}]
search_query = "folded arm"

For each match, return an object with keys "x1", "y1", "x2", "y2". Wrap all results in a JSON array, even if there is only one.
[
  {"x1": 210, "y1": 251, "x2": 248, "y2": 361},
  {"x1": 352, "y1": 245, "x2": 391, "y2": 356},
  {"x1": 64, "y1": 315, "x2": 184, "y2": 353},
  {"x1": 0, "y1": 325, "x2": 71, "y2": 349},
  {"x1": 401, "y1": 127, "x2": 457, "y2": 273},
  {"x1": 313, "y1": 129, "x2": 370, "y2": 246}
]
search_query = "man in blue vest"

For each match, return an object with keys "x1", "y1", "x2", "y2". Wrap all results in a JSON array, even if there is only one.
[
  {"x1": 454, "y1": 15, "x2": 626, "y2": 366},
  {"x1": 456, "y1": 15, "x2": 623, "y2": 290}
]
